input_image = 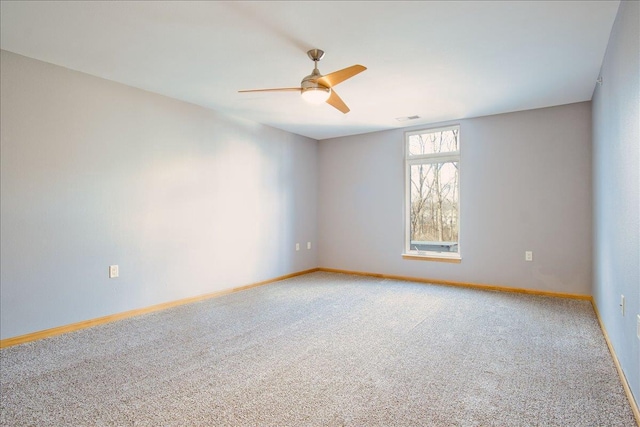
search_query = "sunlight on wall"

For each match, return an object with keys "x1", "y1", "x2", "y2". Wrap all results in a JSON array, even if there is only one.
[{"x1": 129, "y1": 138, "x2": 279, "y2": 298}]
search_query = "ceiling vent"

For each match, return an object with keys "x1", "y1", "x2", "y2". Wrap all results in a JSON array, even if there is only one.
[{"x1": 396, "y1": 115, "x2": 421, "y2": 122}]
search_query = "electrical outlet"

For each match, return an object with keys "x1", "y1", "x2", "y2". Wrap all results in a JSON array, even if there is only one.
[
  {"x1": 109, "y1": 265, "x2": 119, "y2": 278},
  {"x1": 525, "y1": 251, "x2": 533, "y2": 261},
  {"x1": 620, "y1": 295, "x2": 625, "y2": 316},
  {"x1": 307, "y1": 242, "x2": 311, "y2": 250},
  {"x1": 295, "y1": 243, "x2": 300, "y2": 251}
]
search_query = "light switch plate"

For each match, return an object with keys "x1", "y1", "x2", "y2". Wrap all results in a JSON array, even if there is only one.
[{"x1": 109, "y1": 265, "x2": 119, "y2": 278}]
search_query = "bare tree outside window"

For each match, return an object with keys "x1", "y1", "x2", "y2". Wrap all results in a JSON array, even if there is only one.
[{"x1": 405, "y1": 127, "x2": 460, "y2": 255}]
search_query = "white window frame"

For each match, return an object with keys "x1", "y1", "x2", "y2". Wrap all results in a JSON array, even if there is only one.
[{"x1": 403, "y1": 125, "x2": 461, "y2": 262}]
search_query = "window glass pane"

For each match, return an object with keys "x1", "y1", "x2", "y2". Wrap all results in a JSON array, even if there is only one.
[
  {"x1": 409, "y1": 161, "x2": 459, "y2": 253},
  {"x1": 408, "y1": 128, "x2": 459, "y2": 156}
]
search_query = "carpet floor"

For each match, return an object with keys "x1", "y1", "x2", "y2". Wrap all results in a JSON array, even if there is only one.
[{"x1": 0, "y1": 271, "x2": 636, "y2": 426}]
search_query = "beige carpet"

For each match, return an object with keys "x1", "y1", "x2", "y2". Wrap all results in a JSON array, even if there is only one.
[{"x1": 1, "y1": 272, "x2": 636, "y2": 426}]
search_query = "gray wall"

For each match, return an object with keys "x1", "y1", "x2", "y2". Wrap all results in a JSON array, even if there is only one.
[
  {"x1": 592, "y1": 0, "x2": 639, "y2": 406},
  {"x1": 0, "y1": 50, "x2": 318, "y2": 340},
  {"x1": 318, "y1": 102, "x2": 593, "y2": 295}
]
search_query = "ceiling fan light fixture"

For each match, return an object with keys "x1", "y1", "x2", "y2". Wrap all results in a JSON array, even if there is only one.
[
  {"x1": 301, "y1": 86, "x2": 331, "y2": 104},
  {"x1": 239, "y1": 48, "x2": 366, "y2": 114}
]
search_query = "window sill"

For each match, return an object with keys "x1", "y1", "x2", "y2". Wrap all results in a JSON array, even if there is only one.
[{"x1": 402, "y1": 253, "x2": 462, "y2": 263}]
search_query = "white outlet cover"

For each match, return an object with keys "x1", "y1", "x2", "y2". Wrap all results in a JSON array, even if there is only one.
[
  {"x1": 525, "y1": 251, "x2": 533, "y2": 261},
  {"x1": 295, "y1": 243, "x2": 300, "y2": 251},
  {"x1": 307, "y1": 242, "x2": 311, "y2": 249}
]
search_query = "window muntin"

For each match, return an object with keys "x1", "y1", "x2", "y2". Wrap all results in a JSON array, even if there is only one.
[{"x1": 405, "y1": 126, "x2": 460, "y2": 258}]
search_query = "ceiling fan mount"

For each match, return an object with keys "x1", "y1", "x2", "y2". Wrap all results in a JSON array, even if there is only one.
[
  {"x1": 307, "y1": 48, "x2": 325, "y2": 62},
  {"x1": 239, "y1": 49, "x2": 366, "y2": 114}
]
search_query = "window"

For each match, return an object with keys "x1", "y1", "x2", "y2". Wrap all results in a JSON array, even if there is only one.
[{"x1": 404, "y1": 125, "x2": 460, "y2": 261}]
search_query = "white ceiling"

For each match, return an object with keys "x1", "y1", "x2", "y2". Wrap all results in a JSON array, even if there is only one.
[{"x1": 0, "y1": 1, "x2": 619, "y2": 140}]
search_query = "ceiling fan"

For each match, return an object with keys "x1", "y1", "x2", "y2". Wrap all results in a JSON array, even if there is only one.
[{"x1": 238, "y1": 49, "x2": 366, "y2": 114}]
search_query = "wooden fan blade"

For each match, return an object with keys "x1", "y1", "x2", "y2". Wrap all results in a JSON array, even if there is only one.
[
  {"x1": 238, "y1": 88, "x2": 301, "y2": 93},
  {"x1": 326, "y1": 90, "x2": 350, "y2": 114},
  {"x1": 316, "y1": 65, "x2": 366, "y2": 88}
]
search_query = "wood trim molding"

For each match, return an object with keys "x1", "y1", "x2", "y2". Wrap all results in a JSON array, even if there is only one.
[
  {"x1": 317, "y1": 267, "x2": 592, "y2": 300},
  {"x1": 0, "y1": 268, "x2": 319, "y2": 349},
  {"x1": 401, "y1": 254, "x2": 462, "y2": 263},
  {"x1": 591, "y1": 301, "x2": 640, "y2": 426}
]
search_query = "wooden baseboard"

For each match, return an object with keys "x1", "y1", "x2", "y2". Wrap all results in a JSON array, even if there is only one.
[
  {"x1": 0, "y1": 268, "x2": 319, "y2": 349},
  {"x1": 317, "y1": 267, "x2": 592, "y2": 300},
  {"x1": 0, "y1": 267, "x2": 588, "y2": 349},
  {"x1": 591, "y1": 301, "x2": 640, "y2": 426}
]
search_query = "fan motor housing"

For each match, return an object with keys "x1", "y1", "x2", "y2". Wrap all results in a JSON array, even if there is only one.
[{"x1": 301, "y1": 69, "x2": 330, "y2": 94}]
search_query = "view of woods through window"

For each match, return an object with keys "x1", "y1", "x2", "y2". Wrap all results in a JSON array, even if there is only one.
[{"x1": 405, "y1": 126, "x2": 460, "y2": 254}]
